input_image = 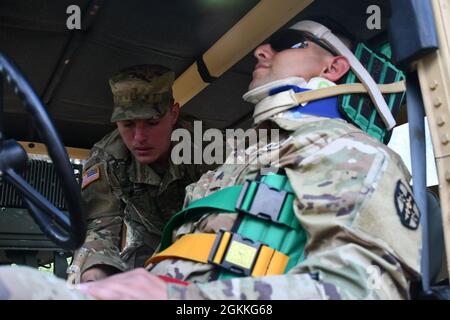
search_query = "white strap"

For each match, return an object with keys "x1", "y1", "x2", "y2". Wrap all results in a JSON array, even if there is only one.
[{"x1": 294, "y1": 81, "x2": 406, "y2": 104}]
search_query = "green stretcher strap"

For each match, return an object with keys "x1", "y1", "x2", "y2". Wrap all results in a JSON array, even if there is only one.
[{"x1": 159, "y1": 173, "x2": 301, "y2": 251}]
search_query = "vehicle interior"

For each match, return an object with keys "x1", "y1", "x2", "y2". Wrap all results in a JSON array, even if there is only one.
[{"x1": 0, "y1": 0, "x2": 449, "y2": 299}]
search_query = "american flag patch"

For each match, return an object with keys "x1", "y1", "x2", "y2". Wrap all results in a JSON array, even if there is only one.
[{"x1": 81, "y1": 165, "x2": 101, "y2": 190}]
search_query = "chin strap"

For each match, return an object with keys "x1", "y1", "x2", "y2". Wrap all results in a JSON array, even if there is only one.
[{"x1": 248, "y1": 80, "x2": 406, "y2": 125}]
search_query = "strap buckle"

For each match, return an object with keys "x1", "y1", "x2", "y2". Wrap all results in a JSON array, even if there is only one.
[
  {"x1": 235, "y1": 177, "x2": 289, "y2": 222},
  {"x1": 208, "y1": 230, "x2": 262, "y2": 277}
]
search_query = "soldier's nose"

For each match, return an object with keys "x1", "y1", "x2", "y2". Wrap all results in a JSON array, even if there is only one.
[
  {"x1": 133, "y1": 128, "x2": 148, "y2": 143},
  {"x1": 254, "y1": 43, "x2": 274, "y2": 61}
]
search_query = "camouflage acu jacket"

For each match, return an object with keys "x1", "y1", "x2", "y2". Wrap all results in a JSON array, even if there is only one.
[
  {"x1": 71, "y1": 127, "x2": 207, "y2": 278},
  {"x1": 148, "y1": 115, "x2": 422, "y2": 300}
]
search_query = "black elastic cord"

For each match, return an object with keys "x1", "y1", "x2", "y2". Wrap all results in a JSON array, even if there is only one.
[{"x1": 196, "y1": 56, "x2": 217, "y2": 84}]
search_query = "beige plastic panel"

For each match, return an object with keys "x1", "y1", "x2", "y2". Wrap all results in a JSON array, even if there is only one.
[{"x1": 18, "y1": 141, "x2": 90, "y2": 160}]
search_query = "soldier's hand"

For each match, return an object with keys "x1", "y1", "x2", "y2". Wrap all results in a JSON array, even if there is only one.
[
  {"x1": 75, "y1": 268, "x2": 168, "y2": 300},
  {"x1": 80, "y1": 266, "x2": 111, "y2": 283}
]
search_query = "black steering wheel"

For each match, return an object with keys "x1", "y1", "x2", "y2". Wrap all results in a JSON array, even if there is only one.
[{"x1": 0, "y1": 52, "x2": 86, "y2": 251}]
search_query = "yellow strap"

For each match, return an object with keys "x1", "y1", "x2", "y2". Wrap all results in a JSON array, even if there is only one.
[
  {"x1": 293, "y1": 81, "x2": 406, "y2": 105},
  {"x1": 252, "y1": 246, "x2": 288, "y2": 276},
  {"x1": 145, "y1": 233, "x2": 288, "y2": 277},
  {"x1": 147, "y1": 234, "x2": 215, "y2": 265},
  {"x1": 213, "y1": 232, "x2": 231, "y2": 265}
]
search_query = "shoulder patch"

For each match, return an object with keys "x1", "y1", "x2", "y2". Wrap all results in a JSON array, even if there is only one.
[
  {"x1": 81, "y1": 165, "x2": 101, "y2": 190},
  {"x1": 394, "y1": 180, "x2": 420, "y2": 230}
]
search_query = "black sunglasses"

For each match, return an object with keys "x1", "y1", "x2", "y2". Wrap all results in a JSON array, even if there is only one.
[{"x1": 268, "y1": 29, "x2": 336, "y2": 55}]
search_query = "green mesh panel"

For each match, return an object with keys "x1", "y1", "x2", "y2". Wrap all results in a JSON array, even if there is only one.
[{"x1": 340, "y1": 43, "x2": 406, "y2": 144}]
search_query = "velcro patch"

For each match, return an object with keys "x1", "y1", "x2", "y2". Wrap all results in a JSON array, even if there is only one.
[
  {"x1": 81, "y1": 165, "x2": 101, "y2": 190},
  {"x1": 394, "y1": 180, "x2": 420, "y2": 230}
]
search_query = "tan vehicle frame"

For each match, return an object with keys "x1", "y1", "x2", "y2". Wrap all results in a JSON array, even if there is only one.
[{"x1": 416, "y1": 0, "x2": 450, "y2": 278}]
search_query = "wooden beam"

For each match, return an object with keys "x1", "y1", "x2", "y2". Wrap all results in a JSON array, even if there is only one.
[{"x1": 173, "y1": 0, "x2": 315, "y2": 107}]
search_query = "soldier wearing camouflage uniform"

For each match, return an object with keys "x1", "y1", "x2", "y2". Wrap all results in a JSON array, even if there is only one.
[
  {"x1": 0, "y1": 20, "x2": 421, "y2": 300},
  {"x1": 68, "y1": 64, "x2": 206, "y2": 283}
]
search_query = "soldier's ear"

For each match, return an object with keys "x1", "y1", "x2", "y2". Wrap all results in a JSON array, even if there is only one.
[
  {"x1": 320, "y1": 56, "x2": 350, "y2": 82},
  {"x1": 171, "y1": 103, "x2": 180, "y2": 124}
]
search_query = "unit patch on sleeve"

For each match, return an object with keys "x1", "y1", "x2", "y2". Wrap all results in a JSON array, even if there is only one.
[
  {"x1": 394, "y1": 180, "x2": 420, "y2": 230},
  {"x1": 81, "y1": 165, "x2": 101, "y2": 190}
]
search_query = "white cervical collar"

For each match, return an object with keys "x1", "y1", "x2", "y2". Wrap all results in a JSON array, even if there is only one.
[
  {"x1": 243, "y1": 77, "x2": 307, "y2": 104},
  {"x1": 243, "y1": 77, "x2": 336, "y2": 125}
]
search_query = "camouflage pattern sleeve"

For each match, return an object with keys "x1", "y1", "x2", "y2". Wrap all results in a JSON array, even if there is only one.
[
  {"x1": 71, "y1": 158, "x2": 128, "y2": 278},
  {"x1": 166, "y1": 132, "x2": 421, "y2": 300},
  {"x1": 0, "y1": 266, "x2": 91, "y2": 300}
]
